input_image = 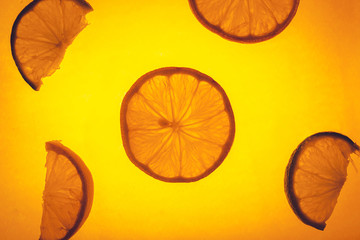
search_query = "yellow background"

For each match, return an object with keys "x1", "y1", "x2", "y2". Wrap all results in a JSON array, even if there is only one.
[{"x1": 1, "y1": 0, "x2": 360, "y2": 239}]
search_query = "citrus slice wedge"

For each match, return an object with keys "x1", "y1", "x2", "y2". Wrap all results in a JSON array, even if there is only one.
[
  {"x1": 40, "y1": 140, "x2": 94, "y2": 240},
  {"x1": 188, "y1": 0, "x2": 299, "y2": 43},
  {"x1": 11, "y1": 0, "x2": 93, "y2": 91},
  {"x1": 120, "y1": 67, "x2": 235, "y2": 182},
  {"x1": 285, "y1": 132, "x2": 360, "y2": 230}
]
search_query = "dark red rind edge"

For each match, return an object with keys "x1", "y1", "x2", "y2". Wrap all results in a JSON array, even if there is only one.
[
  {"x1": 10, "y1": 0, "x2": 93, "y2": 91},
  {"x1": 284, "y1": 131, "x2": 360, "y2": 231},
  {"x1": 43, "y1": 140, "x2": 94, "y2": 240},
  {"x1": 120, "y1": 67, "x2": 236, "y2": 183},
  {"x1": 188, "y1": 0, "x2": 300, "y2": 44},
  {"x1": 73, "y1": 0, "x2": 93, "y2": 11}
]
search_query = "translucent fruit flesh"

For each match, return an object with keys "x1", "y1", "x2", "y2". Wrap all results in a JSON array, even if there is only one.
[
  {"x1": 189, "y1": 0, "x2": 299, "y2": 43},
  {"x1": 40, "y1": 141, "x2": 94, "y2": 240},
  {"x1": 11, "y1": 0, "x2": 93, "y2": 90},
  {"x1": 121, "y1": 67, "x2": 235, "y2": 182},
  {"x1": 285, "y1": 132, "x2": 360, "y2": 230}
]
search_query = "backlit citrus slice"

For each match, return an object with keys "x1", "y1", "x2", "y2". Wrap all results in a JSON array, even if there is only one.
[
  {"x1": 40, "y1": 140, "x2": 94, "y2": 240},
  {"x1": 11, "y1": 0, "x2": 93, "y2": 91},
  {"x1": 120, "y1": 67, "x2": 235, "y2": 182},
  {"x1": 285, "y1": 132, "x2": 360, "y2": 230},
  {"x1": 189, "y1": 0, "x2": 299, "y2": 43}
]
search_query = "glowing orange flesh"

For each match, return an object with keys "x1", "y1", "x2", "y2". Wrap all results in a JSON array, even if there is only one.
[
  {"x1": 40, "y1": 141, "x2": 93, "y2": 240},
  {"x1": 121, "y1": 68, "x2": 235, "y2": 182},
  {"x1": 11, "y1": 0, "x2": 93, "y2": 90},
  {"x1": 189, "y1": 0, "x2": 299, "y2": 42},
  {"x1": 285, "y1": 132, "x2": 360, "y2": 230}
]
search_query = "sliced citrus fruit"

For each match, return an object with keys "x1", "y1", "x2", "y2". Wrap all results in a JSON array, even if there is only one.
[
  {"x1": 285, "y1": 132, "x2": 360, "y2": 230},
  {"x1": 120, "y1": 67, "x2": 235, "y2": 182},
  {"x1": 40, "y1": 140, "x2": 94, "y2": 240},
  {"x1": 188, "y1": 0, "x2": 299, "y2": 43},
  {"x1": 11, "y1": 0, "x2": 93, "y2": 91}
]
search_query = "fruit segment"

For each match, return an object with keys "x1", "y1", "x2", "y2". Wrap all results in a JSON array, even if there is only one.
[
  {"x1": 11, "y1": 0, "x2": 93, "y2": 90},
  {"x1": 189, "y1": 0, "x2": 299, "y2": 43},
  {"x1": 285, "y1": 132, "x2": 360, "y2": 230},
  {"x1": 121, "y1": 67, "x2": 235, "y2": 182},
  {"x1": 40, "y1": 141, "x2": 93, "y2": 240}
]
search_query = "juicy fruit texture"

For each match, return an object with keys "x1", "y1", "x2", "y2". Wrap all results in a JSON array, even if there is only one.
[
  {"x1": 189, "y1": 0, "x2": 299, "y2": 43},
  {"x1": 40, "y1": 141, "x2": 94, "y2": 240},
  {"x1": 11, "y1": 0, "x2": 93, "y2": 91},
  {"x1": 121, "y1": 67, "x2": 235, "y2": 182},
  {"x1": 285, "y1": 132, "x2": 360, "y2": 230}
]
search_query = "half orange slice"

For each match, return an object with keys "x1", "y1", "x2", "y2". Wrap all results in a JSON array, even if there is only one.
[
  {"x1": 189, "y1": 0, "x2": 300, "y2": 43},
  {"x1": 11, "y1": 0, "x2": 93, "y2": 90},
  {"x1": 285, "y1": 132, "x2": 360, "y2": 230},
  {"x1": 121, "y1": 67, "x2": 235, "y2": 182},
  {"x1": 40, "y1": 141, "x2": 94, "y2": 240}
]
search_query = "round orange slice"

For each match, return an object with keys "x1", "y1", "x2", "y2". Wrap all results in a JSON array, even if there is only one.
[
  {"x1": 285, "y1": 132, "x2": 360, "y2": 230},
  {"x1": 11, "y1": 0, "x2": 93, "y2": 91},
  {"x1": 120, "y1": 67, "x2": 235, "y2": 182},
  {"x1": 188, "y1": 0, "x2": 300, "y2": 43},
  {"x1": 40, "y1": 140, "x2": 94, "y2": 240}
]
